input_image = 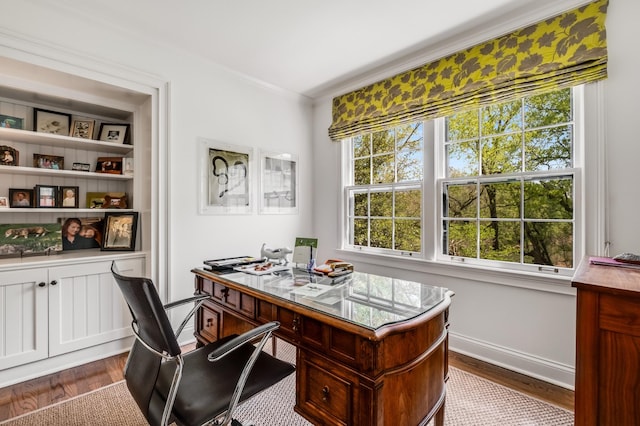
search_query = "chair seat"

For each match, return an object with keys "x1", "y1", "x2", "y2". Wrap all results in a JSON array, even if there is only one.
[{"x1": 156, "y1": 335, "x2": 295, "y2": 426}]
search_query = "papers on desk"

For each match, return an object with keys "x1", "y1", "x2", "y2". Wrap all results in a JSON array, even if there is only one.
[
  {"x1": 290, "y1": 283, "x2": 332, "y2": 297},
  {"x1": 233, "y1": 262, "x2": 290, "y2": 275}
]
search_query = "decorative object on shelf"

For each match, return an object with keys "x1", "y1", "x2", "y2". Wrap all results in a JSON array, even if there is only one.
[
  {"x1": 86, "y1": 191, "x2": 127, "y2": 209},
  {"x1": 70, "y1": 119, "x2": 95, "y2": 139},
  {"x1": 98, "y1": 123, "x2": 129, "y2": 144},
  {"x1": 0, "y1": 222, "x2": 62, "y2": 257},
  {"x1": 72, "y1": 162, "x2": 91, "y2": 172},
  {"x1": 101, "y1": 211, "x2": 138, "y2": 251},
  {"x1": 260, "y1": 243, "x2": 292, "y2": 265},
  {"x1": 35, "y1": 184, "x2": 58, "y2": 208},
  {"x1": 33, "y1": 108, "x2": 71, "y2": 135},
  {"x1": 0, "y1": 114, "x2": 24, "y2": 129},
  {"x1": 8, "y1": 188, "x2": 33, "y2": 208},
  {"x1": 95, "y1": 156, "x2": 123, "y2": 174},
  {"x1": 59, "y1": 217, "x2": 102, "y2": 251},
  {"x1": 123, "y1": 156, "x2": 134, "y2": 176},
  {"x1": 259, "y1": 150, "x2": 298, "y2": 215},
  {"x1": 198, "y1": 138, "x2": 253, "y2": 215},
  {"x1": 0, "y1": 196, "x2": 8, "y2": 208},
  {"x1": 59, "y1": 186, "x2": 79, "y2": 208},
  {"x1": 1, "y1": 145, "x2": 18, "y2": 166},
  {"x1": 33, "y1": 153, "x2": 64, "y2": 170}
]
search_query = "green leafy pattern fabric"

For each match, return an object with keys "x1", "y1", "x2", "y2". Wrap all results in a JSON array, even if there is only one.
[{"x1": 328, "y1": 0, "x2": 608, "y2": 142}]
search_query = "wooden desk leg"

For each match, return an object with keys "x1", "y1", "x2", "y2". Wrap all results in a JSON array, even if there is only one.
[{"x1": 434, "y1": 400, "x2": 445, "y2": 426}]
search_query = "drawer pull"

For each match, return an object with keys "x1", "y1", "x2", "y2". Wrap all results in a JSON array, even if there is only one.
[
  {"x1": 206, "y1": 318, "x2": 213, "y2": 327},
  {"x1": 322, "y1": 385, "x2": 330, "y2": 402},
  {"x1": 292, "y1": 317, "x2": 299, "y2": 333}
]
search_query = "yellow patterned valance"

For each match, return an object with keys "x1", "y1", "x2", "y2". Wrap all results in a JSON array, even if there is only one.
[{"x1": 328, "y1": 0, "x2": 608, "y2": 141}]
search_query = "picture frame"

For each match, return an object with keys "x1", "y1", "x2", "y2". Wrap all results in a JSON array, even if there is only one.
[
  {"x1": 259, "y1": 150, "x2": 298, "y2": 214},
  {"x1": 0, "y1": 222, "x2": 62, "y2": 257},
  {"x1": 95, "y1": 156, "x2": 123, "y2": 174},
  {"x1": 102, "y1": 211, "x2": 138, "y2": 251},
  {"x1": 98, "y1": 123, "x2": 129, "y2": 144},
  {"x1": 33, "y1": 108, "x2": 71, "y2": 135},
  {"x1": 0, "y1": 197, "x2": 8, "y2": 208},
  {"x1": 85, "y1": 191, "x2": 127, "y2": 209},
  {"x1": 35, "y1": 184, "x2": 58, "y2": 208},
  {"x1": 198, "y1": 138, "x2": 254, "y2": 215},
  {"x1": 72, "y1": 162, "x2": 91, "y2": 172},
  {"x1": 70, "y1": 119, "x2": 95, "y2": 139},
  {"x1": 59, "y1": 217, "x2": 103, "y2": 251},
  {"x1": 0, "y1": 145, "x2": 19, "y2": 166},
  {"x1": 8, "y1": 188, "x2": 33, "y2": 208},
  {"x1": 59, "y1": 186, "x2": 79, "y2": 208},
  {"x1": 0, "y1": 114, "x2": 24, "y2": 130},
  {"x1": 33, "y1": 154, "x2": 64, "y2": 170}
]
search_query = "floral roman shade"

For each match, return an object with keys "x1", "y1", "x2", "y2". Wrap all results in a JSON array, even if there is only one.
[{"x1": 328, "y1": 0, "x2": 608, "y2": 142}]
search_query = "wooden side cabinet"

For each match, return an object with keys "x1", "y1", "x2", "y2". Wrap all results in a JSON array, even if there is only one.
[{"x1": 572, "y1": 256, "x2": 640, "y2": 425}]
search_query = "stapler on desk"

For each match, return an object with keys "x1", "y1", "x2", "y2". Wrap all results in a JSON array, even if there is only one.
[{"x1": 314, "y1": 259, "x2": 354, "y2": 277}]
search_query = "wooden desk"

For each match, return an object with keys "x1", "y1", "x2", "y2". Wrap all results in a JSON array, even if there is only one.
[
  {"x1": 192, "y1": 267, "x2": 453, "y2": 426},
  {"x1": 573, "y1": 257, "x2": 640, "y2": 425}
]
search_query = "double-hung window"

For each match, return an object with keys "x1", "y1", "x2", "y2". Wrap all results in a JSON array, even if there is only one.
[{"x1": 343, "y1": 87, "x2": 581, "y2": 275}]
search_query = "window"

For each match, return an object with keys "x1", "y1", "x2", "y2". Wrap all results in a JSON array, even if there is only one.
[
  {"x1": 344, "y1": 87, "x2": 581, "y2": 274},
  {"x1": 345, "y1": 123, "x2": 424, "y2": 254}
]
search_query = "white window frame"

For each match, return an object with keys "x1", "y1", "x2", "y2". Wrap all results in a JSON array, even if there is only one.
[{"x1": 340, "y1": 84, "x2": 604, "y2": 280}]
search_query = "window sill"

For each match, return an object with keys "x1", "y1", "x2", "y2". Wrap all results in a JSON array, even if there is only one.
[{"x1": 335, "y1": 249, "x2": 575, "y2": 296}]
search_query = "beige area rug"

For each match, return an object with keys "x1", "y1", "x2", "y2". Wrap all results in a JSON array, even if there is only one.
[{"x1": 1, "y1": 340, "x2": 573, "y2": 426}]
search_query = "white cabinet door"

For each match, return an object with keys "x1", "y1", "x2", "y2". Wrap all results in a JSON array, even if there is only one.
[
  {"x1": 48, "y1": 258, "x2": 142, "y2": 356},
  {"x1": 0, "y1": 268, "x2": 48, "y2": 370}
]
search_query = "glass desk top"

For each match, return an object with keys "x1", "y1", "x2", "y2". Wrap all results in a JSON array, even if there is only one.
[{"x1": 197, "y1": 267, "x2": 451, "y2": 331}]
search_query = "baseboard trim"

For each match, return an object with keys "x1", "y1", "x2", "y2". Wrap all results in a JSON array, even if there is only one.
[{"x1": 449, "y1": 332, "x2": 575, "y2": 390}]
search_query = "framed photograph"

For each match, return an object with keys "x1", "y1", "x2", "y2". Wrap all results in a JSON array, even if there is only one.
[
  {"x1": 0, "y1": 197, "x2": 8, "y2": 208},
  {"x1": 95, "y1": 156, "x2": 123, "y2": 174},
  {"x1": 98, "y1": 123, "x2": 129, "y2": 144},
  {"x1": 85, "y1": 192, "x2": 127, "y2": 209},
  {"x1": 70, "y1": 119, "x2": 95, "y2": 139},
  {"x1": 0, "y1": 114, "x2": 24, "y2": 130},
  {"x1": 59, "y1": 186, "x2": 79, "y2": 208},
  {"x1": 33, "y1": 154, "x2": 64, "y2": 170},
  {"x1": 102, "y1": 211, "x2": 138, "y2": 251},
  {"x1": 35, "y1": 185, "x2": 57, "y2": 208},
  {"x1": 8, "y1": 188, "x2": 33, "y2": 208},
  {"x1": 72, "y1": 162, "x2": 91, "y2": 172},
  {"x1": 1, "y1": 145, "x2": 19, "y2": 166},
  {"x1": 198, "y1": 138, "x2": 253, "y2": 215},
  {"x1": 259, "y1": 150, "x2": 298, "y2": 214},
  {"x1": 33, "y1": 108, "x2": 71, "y2": 135},
  {"x1": 0, "y1": 222, "x2": 62, "y2": 257},
  {"x1": 60, "y1": 217, "x2": 103, "y2": 251}
]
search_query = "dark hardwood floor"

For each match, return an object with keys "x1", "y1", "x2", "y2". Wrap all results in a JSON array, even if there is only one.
[{"x1": 0, "y1": 346, "x2": 573, "y2": 422}]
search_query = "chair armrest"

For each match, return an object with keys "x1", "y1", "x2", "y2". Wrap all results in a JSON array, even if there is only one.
[
  {"x1": 208, "y1": 321, "x2": 280, "y2": 362},
  {"x1": 163, "y1": 293, "x2": 209, "y2": 310}
]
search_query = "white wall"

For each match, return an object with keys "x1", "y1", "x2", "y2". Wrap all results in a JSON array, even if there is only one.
[{"x1": 311, "y1": 0, "x2": 640, "y2": 389}]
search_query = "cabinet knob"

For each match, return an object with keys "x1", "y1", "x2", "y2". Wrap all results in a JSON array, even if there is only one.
[
  {"x1": 321, "y1": 385, "x2": 330, "y2": 402},
  {"x1": 50, "y1": 280, "x2": 58, "y2": 286},
  {"x1": 38, "y1": 282, "x2": 46, "y2": 287}
]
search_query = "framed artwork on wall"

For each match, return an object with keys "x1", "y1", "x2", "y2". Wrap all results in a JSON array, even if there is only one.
[
  {"x1": 33, "y1": 108, "x2": 71, "y2": 135},
  {"x1": 259, "y1": 150, "x2": 298, "y2": 214},
  {"x1": 198, "y1": 138, "x2": 253, "y2": 215}
]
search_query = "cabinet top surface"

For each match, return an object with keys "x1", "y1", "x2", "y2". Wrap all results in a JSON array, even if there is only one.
[
  {"x1": 193, "y1": 267, "x2": 451, "y2": 331},
  {"x1": 572, "y1": 255, "x2": 640, "y2": 295}
]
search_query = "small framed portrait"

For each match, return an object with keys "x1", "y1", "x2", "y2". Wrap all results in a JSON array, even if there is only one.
[
  {"x1": 0, "y1": 197, "x2": 8, "y2": 208},
  {"x1": 33, "y1": 108, "x2": 71, "y2": 135},
  {"x1": 86, "y1": 191, "x2": 127, "y2": 209},
  {"x1": 0, "y1": 145, "x2": 19, "y2": 166},
  {"x1": 0, "y1": 114, "x2": 24, "y2": 130},
  {"x1": 59, "y1": 186, "x2": 79, "y2": 208},
  {"x1": 33, "y1": 154, "x2": 64, "y2": 170},
  {"x1": 35, "y1": 185, "x2": 58, "y2": 208},
  {"x1": 95, "y1": 156, "x2": 123, "y2": 174},
  {"x1": 69, "y1": 119, "x2": 95, "y2": 139},
  {"x1": 8, "y1": 188, "x2": 33, "y2": 208},
  {"x1": 102, "y1": 211, "x2": 138, "y2": 251},
  {"x1": 98, "y1": 123, "x2": 129, "y2": 144},
  {"x1": 72, "y1": 162, "x2": 91, "y2": 172},
  {"x1": 60, "y1": 217, "x2": 102, "y2": 251}
]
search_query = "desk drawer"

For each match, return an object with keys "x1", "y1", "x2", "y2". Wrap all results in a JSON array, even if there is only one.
[
  {"x1": 198, "y1": 304, "x2": 221, "y2": 342},
  {"x1": 210, "y1": 281, "x2": 255, "y2": 319}
]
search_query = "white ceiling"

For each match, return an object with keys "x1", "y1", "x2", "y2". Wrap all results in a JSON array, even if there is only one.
[{"x1": 58, "y1": 0, "x2": 587, "y2": 98}]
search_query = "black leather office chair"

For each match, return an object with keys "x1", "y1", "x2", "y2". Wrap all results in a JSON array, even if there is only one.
[{"x1": 111, "y1": 262, "x2": 295, "y2": 426}]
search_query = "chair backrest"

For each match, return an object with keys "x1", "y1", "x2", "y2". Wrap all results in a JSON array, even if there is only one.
[{"x1": 111, "y1": 263, "x2": 181, "y2": 424}]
